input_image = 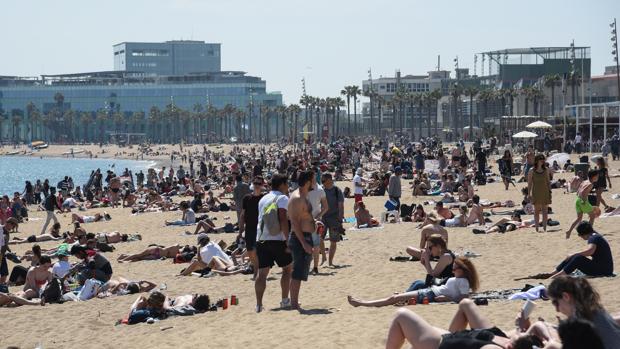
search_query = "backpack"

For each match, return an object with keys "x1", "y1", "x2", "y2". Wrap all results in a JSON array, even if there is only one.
[
  {"x1": 260, "y1": 195, "x2": 284, "y2": 237},
  {"x1": 400, "y1": 204, "x2": 414, "y2": 218},
  {"x1": 42, "y1": 278, "x2": 63, "y2": 304}
]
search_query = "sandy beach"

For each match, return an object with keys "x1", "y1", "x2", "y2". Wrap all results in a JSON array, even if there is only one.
[{"x1": 1, "y1": 144, "x2": 619, "y2": 349}]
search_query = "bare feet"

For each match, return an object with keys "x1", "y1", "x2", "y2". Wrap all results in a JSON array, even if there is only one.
[{"x1": 347, "y1": 295, "x2": 362, "y2": 307}]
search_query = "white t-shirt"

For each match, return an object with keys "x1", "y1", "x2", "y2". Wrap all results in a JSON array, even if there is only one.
[
  {"x1": 82, "y1": 216, "x2": 96, "y2": 223},
  {"x1": 353, "y1": 175, "x2": 364, "y2": 195},
  {"x1": 306, "y1": 184, "x2": 326, "y2": 218},
  {"x1": 199, "y1": 242, "x2": 232, "y2": 265},
  {"x1": 184, "y1": 209, "x2": 196, "y2": 224},
  {"x1": 257, "y1": 190, "x2": 289, "y2": 241},
  {"x1": 62, "y1": 198, "x2": 78, "y2": 207},
  {"x1": 52, "y1": 260, "x2": 72, "y2": 278},
  {"x1": 431, "y1": 277, "x2": 470, "y2": 300}
]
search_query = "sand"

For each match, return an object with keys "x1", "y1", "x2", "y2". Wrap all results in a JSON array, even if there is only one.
[{"x1": 1, "y1": 145, "x2": 619, "y2": 349}]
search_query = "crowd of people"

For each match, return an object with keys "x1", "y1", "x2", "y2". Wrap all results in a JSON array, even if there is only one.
[{"x1": 0, "y1": 137, "x2": 619, "y2": 348}]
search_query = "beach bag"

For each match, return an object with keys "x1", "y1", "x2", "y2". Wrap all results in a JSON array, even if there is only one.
[
  {"x1": 260, "y1": 195, "x2": 284, "y2": 236},
  {"x1": 78, "y1": 278, "x2": 103, "y2": 301},
  {"x1": 384, "y1": 199, "x2": 398, "y2": 211},
  {"x1": 399, "y1": 204, "x2": 414, "y2": 218},
  {"x1": 42, "y1": 278, "x2": 63, "y2": 303}
]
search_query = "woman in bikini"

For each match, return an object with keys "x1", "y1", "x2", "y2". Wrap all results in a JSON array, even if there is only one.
[
  {"x1": 9, "y1": 222, "x2": 63, "y2": 244},
  {"x1": 0, "y1": 256, "x2": 53, "y2": 307},
  {"x1": 97, "y1": 277, "x2": 156, "y2": 298},
  {"x1": 117, "y1": 244, "x2": 182, "y2": 263}
]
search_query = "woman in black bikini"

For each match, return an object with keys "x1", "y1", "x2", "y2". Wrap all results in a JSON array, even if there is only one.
[{"x1": 385, "y1": 298, "x2": 545, "y2": 349}]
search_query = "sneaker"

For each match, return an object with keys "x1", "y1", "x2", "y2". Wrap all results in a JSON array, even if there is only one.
[{"x1": 280, "y1": 298, "x2": 291, "y2": 308}]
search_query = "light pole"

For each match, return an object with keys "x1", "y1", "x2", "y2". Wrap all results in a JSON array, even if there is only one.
[{"x1": 611, "y1": 18, "x2": 620, "y2": 102}]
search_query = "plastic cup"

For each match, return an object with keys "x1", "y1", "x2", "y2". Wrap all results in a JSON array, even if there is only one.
[
  {"x1": 222, "y1": 298, "x2": 228, "y2": 309},
  {"x1": 231, "y1": 295, "x2": 237, "y2": 305}
]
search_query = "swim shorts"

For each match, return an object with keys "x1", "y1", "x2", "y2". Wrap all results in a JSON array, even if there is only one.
[{"x1": 575, "y1": 197, "x2": 593, "y2": 215}]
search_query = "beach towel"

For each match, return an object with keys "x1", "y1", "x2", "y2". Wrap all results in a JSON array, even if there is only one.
[
  {"x1": 343, "y1": 217, "x2": 356, "y2": 223},
  {"x1": 347, "y1": 225, "x2": 384, "y2": 231}
]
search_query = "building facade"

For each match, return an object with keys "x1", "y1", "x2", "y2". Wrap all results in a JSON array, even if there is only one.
[{"x1": 113, "y1": 40, "x2": 221, "y2": 76}]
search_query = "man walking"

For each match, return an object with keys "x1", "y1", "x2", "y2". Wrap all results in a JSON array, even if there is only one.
[
  {"x1": 388, "y1": 166, "x2": 402, "y2": 213},
  {"x1": 287, "y1": 170, "x2": 316, "y2": 310},
  {"x1": 321, "y1": 173, "x2": 344, "y2": 267},
  {"x1": 239, "y1": 176, "x2": 265, "y2": 280},
  {"x1": 254, "y1": 174, "x2": 292, "y2": 312},
  {"x1": 41, "y1": 187, "x2": 60, "y2": 235}
]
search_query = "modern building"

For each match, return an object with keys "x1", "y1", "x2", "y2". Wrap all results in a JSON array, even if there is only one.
[
  {"x1": 113, "y1": 40, "x2": 221, "y2": 76},
  {"x1": 0, "y1": 41, "x2": 282, "y2": 143}
]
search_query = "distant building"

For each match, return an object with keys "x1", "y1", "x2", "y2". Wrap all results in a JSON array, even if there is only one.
[
  {"x1": 0, "y1": 40, "x2": 282, "y2": 143},
  {"x1": 113, "y1": 40, "x2": 221, "y2": 76}
]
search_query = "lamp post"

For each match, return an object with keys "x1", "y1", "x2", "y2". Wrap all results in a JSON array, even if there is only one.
[{"x1": 611, "y1": 18, "x2": 620, "y2": 102}]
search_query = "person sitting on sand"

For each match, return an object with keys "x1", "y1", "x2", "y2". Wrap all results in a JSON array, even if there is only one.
[
  {"x1": 70, "y1": 244, "x2": 113, "y2": 284},
  {"x1": 439, "y1": 205, "x2": 468, "y2": 227},
  {"x1": 348, "y1": 256, "x2": 478, "y2": 307},
  {"x1": 434, "y1": 201, "x2": 454, "y2": 219},
  {"x1": 465, "y1": 195, "x2": 485, "y2": 226},
  {"x1": 165, "y1": 201, "x2": 196, "y2": 226},
  {"x1": 405, "y1": 235, "x2": 455, "y2": 292},
  {"x1": 205, "y1": 190, "x2": 222, "y2": 211},
  {"x1": 458, "y1": 178, "x2": 474, "y2": 202},
  {"x1": 550, "y1": 221, "x2": 614, "y2": 279},
  {"x1": 117, "y1": 244, "x2": 182, "y2": 263},
  {"x1": 411, "y1": 204, "x2": 426, "y2": 223},
  {"x1": 566, "y1": 170, "x2": 600, "y2": 239},
  {"x1": 354, "y1": 201, "x2": 379, "y2": 228},
  {"x1": 0, "y1": 255, "x2": 53, "y2": 307},
  {"x1": 384, "y1": 298, "x2": 548, "y2": 349},
  {"x1": 407, "y1": 213, "x2": 448, "y2": 260},
  {"x1": 97, "y1": 277, "x2": 157, "y2": 298},
  {"x1": 71, "y1": 212, "x2": 111, "y2": 224},
  {"x1": 180, "y1": 233, "x2": 245, "y2": 276}
]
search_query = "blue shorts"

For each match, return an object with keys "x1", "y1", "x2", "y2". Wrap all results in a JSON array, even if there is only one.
[
  {"x1": 288, "y1": 233, "x2": 314, "y2": 281},
  {"x1": 416, "y1": 288, "x2": 437, "y2": 304}
]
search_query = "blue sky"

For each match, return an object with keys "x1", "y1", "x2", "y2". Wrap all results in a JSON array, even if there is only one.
[{"x1": 1, "y1": 0, "x2": 618, "y2": 104}]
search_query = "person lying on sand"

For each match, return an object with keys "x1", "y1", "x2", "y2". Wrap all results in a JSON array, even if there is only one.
[
  {"x1": 180, "y1": 234, "x2": 246, "y2": 276},
  {"x1": 384, "y1": 298, "x2": 549, "y2": 349},
  {"x1": 71, "y1": 212, "x2": 111, "y2": 224},
  {"x1": 126, "y1": 291, "x2": 211, "y2": 324},
  {"x1": 471, "y1": 213, "x2": 537, "y2": 234},
  {"x1": 117, "y1": 244, "x2": 182, "y2": 263},
  {"x1": 347, "y1": 257, "x2": 478, "y2": 307},
  {"x1": 9, "y1": 222, "x2": 64, "y2": 244},
  {"x1": 97, "y1": 277, "x2": 157, "y2": 298}
]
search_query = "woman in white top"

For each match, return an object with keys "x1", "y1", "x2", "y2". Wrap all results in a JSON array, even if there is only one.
[
  {"x1": 347, "y1": 257, "x2": 479, "y2": 307},
  {"x1": 440, "y1": 205, "x2": 469, "y2": 227}
]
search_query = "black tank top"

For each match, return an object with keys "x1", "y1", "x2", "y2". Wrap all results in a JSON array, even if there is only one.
[
  {"x1": 426, "y1": 251, "x2": 455, "y2": 286},
  {"x1": 439, "y1": 327, "x2": 506, "y2": 349}
]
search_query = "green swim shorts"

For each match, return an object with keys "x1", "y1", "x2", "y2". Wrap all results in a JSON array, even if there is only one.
[{"x1": 575, "y1": 197, "x2": 593, "y2": 215}]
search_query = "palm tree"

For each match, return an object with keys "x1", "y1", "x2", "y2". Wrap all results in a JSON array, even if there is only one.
[
  {"x1": 64, "y1": 109, "x2": 76, "y2": 143},
  {"x1": 148, "y1": 106, "x2": 161, "y2": 143},
  {"x1": 504, "y1": 88, "x2": 518, "y2": 116},
  {"x1": 11, "y1": 112, "x2": 22, "y2": 143},
  {"x1": 206, "y1": 105, "x2": 218, "y2": 142},
  {"x1": 464, "y1": 87, "x2": 479, "y2": 140},
  {"x1": 288, "y1": 104, "x2": 301, "y2": 142},
  {"x1": 450, "y1": 84, "x2": 463, "y2": 137},
  {"x1": 96, "y1": 110, "x2": 107, "y2": 143},
  {"x1": 340, "y1": 87, "x2": 352, "y2": 136},
  {"x1": 428, "y1": 89, "x2": 443, "y2": 135},
  {"x1": 520, "y1": 87, "x2": 532, "y2": 115},
  {"x1": 375, "y1": 95, "x2": 384, "y2": 137},
  {"x1": 349, "y1": 85, "x2": 362, "y2": 135},
  {"x1": 543, "y1": 74, "x2": 561, "y2": 116},
  {"x1": 80, "y1": 112, "x2": 92, "y2": 143},
  {"x1": 259, "y1": 105, "x2": 269, "y2": 142},
  {"x1": 530, "y1": 87, "x2": 545, "y2": 117},
  {"x1": 334, "y1": 97, "x2": 345, "y2": 138},
  {"x1": 406, "y1": 92, "x2": 416, "y2": 141},
  {"x1": 363, "y1": 88, "x2": 377, "y2": 134},
  {"x1": 234, "y1": 110, "x2": 245, "y2": 139},
  {"x1": 424, "y1": 92, "x2": 436, "y2": 138},
  {"x1": 394, "y1": 87, "x2": 407, "y2": 135},
  {"x1": 193, "y1": 103, "x2": 204, "y2": 143},
  {"x1": 26, "y1": 102, "x2": 37, "y2": 142}
]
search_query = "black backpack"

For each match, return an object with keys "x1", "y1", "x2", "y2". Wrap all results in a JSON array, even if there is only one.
[
  {"x1": 400, "y1": 204, "x2": 414, "y2": 218},
  {"x1": 42, "y1": 278, "x2": 63, "y2": 304}
]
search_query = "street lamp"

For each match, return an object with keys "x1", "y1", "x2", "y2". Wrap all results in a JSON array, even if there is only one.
[{"x1": 611, "y1": 18, "x2": 620, "y2": 102}]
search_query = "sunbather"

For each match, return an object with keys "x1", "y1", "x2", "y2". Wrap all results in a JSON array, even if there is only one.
[{"x1": 117, "y1": 244, "x2": 182, "y2": 263}]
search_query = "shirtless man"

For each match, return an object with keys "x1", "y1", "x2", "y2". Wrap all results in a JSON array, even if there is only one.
[
  {"x1": 354, "y1": 201, "x2": 379, "y2": 228},
  {"x1": 566, "y1": 170, "x2": 599, "y2": 239},
  {"x1": 110, "y1": 176, "x2": 122, "y2": 208},
  {"x1": 406, "y1": 213, "x2": 448, "y2": 260},
  {"x1": 465, "y1": 195, "x2": 485, "y2": 226},
  {"x1": 524, "y1": 145, "x2": 535, "y2": 177},
  {"x1": 458, "y1": 179, "x2": 474, "y2": 202},
  {"x1": 287, "y1": 170, "x2": 317, "y2": 310}
]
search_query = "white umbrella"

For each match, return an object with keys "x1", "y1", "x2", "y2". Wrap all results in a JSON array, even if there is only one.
[
  {"x1": 546, "y1": 153, "x2": 570, "y2": 167},
  {"x1": 526, "y1": 121, "x2": 552, "y2": 129},
  {"x1": 512, "y1": 131, "x2": 538, "y2": 139}
]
